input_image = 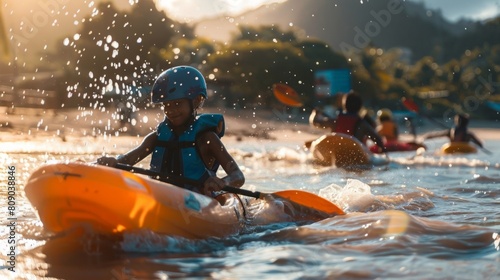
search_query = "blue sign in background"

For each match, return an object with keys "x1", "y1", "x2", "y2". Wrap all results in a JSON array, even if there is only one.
[{"x1": 314, "y1": 69, "x2": 352, "y2": 97}]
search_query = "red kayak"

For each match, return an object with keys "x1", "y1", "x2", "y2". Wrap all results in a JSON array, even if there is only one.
[{"x1": 370, "y1": 141, "x2": 426, "y2": 154}]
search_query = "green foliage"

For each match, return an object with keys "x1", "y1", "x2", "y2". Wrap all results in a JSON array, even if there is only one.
[
  {"x1": 55, "y1": 0, "x2": 184, "y2": 100},
  {"x1": 296, "y1": 40, "x2": 349, "y2": 69},
  {"x1": 408, "y1": 56, "x2": 439, "y2": 87},
  {"x1": 442, "y1": 18, "x2": 500, "y2": 62},
  {"x1": 34, "y1": 5, "x2": 499, "y2": 119},
  {"x1": 233, "y1": 25, "x2": 298, "y2": 43},
  {"x1": 155, "y1": 37, "x2": 216, "y2": 66},
  {"x1": 208, "y1": 41, "x2": 309, "y2": 108},
  {"x1": 206, "y1": 25, "x2": 350, "y2": 108}
]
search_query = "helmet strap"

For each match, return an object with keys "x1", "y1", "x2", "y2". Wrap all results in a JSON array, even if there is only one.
[
  {"x1": 190, "y1": 100, "x2": 197, "y2": 119},
  {"x1": 172, "y1": 100, "x2": 196, "y2": 128}
]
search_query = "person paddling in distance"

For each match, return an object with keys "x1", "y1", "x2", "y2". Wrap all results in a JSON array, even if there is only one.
[
  {"x1": 97, "y1": 65, "x2": 245, "y2": 197},
  {"x1": 421, "y1": 113, "x2": 484, "y2": 148},
  {"x1": 376, "y1": 108, "x2": 399, "y2": 143},
  {"x1": 309, "y1": 91, "x2": 387, "y2": 152}
]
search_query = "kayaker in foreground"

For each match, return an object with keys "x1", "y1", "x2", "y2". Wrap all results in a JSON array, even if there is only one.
[
  {"x1": 309, "y1": 91, "x2": 387, "y2": 152},
  {"x1": 97, "y1": 65, "x2": 245, "y2": 197},
  {"x1": 421, "y1": 113, "x2": 484, "y2": 147}
]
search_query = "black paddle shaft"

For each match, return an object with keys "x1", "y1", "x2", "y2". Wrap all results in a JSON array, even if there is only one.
[
  {"x1": 222, "y1": 186, "x2": 262, "y2": 199},
  {"x1": 116, "y1": 163, "x2": 200, "y2": 187},
  {"x1": 115, "y1": 163, "x2": 262, "y2": 198}
]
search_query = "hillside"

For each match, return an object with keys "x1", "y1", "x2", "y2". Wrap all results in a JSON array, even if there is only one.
[
  {"x1": 2, "y1": 0, "x2": 133, "y2": 64},
  {"x1": 1, "y1": 0, "x2": 494, "y2": 69},
  {"x1": 194, "y1": 0, "x2": 478, "y2": 62}
]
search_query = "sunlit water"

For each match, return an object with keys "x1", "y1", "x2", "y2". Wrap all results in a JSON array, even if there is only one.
[{"x1": 1, "y1": 135, "x2": 499, "y2": 279}]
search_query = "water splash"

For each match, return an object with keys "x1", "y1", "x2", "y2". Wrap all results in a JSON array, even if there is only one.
[{"x1": 318, "y1": 179, "x2": 435, "y2": 213}]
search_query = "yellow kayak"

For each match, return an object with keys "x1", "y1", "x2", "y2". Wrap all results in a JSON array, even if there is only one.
[
  {"x1": 25, "y1": 163, "x2": 247, "y2": 239},
  {"x1": 308, "y1": 133, "x2": 383, "y2": 168},
  {"x1": 439, "y1": 142, "x2": 477, "y2": 154}
]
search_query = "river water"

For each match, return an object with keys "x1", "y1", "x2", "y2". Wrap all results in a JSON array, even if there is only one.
[{"x1": 1, "y1": 124, "x2": 499, "y2": 279}]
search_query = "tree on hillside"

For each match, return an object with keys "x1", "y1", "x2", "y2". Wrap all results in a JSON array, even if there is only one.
[
  {"x1": 206, "y1": 25, "x2": 351, "y2": 109},
  {"x1": 408, "y1": 56, "x2": 440, "y2": 88},
  {"x1": 442, "y1": 17, "x2": 500, "y2": 62},
  {"x1": 403, "y1": 45, "x2": 500, "y2": 118},
  {"x1": 458, "y1": 47, "x2": 500, "y2": 102},
  {"x1": 207, "y1": 41, "x2": 309, "y2": 108},
  {"x1": 52, "y1": 0, "x2": 191, "y2": 106},
  {"x1": 296, "y1": 40, "x2": 349, "y2": 69},
  {"x1": 348, "y1": 46, "x2": 403, "y2": 108},
  {"x1": 152, "y1": 37, "x2": 216, "y2": 67},
  {"x1": 233, "y1": 25, "x2": 298, "y2": 43}
]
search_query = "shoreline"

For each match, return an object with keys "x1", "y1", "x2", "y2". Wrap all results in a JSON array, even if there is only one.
[{"x1": 1, "y1": 107, "x2": 499, "y2": 149}]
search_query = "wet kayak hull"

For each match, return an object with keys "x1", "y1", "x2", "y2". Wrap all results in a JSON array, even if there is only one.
[
  {"x1": 25, "y1": 163, "x2": 245, "y2": 239},
  {"x1": 308, "y1": 133, "x2": 378, "y2": 168}
]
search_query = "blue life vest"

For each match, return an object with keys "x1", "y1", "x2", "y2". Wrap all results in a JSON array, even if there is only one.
[{"x1": 150, "y1": 114, "x2": 225, "y2": 193}]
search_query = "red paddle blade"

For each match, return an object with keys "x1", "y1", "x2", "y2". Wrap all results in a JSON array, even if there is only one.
[
  {"x1": 273, "y1": 83, "x2": 303, "y2": 107},
  {"x1": 272, "y1": 190, "x2": 345, "y2": 216},
  {"x1": 401, "y1": 97, "x2": 419, "y2": 113}
]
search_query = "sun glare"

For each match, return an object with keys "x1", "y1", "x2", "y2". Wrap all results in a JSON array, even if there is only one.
[
  {"x1": 156, "y1": 0, "x2": 286, "y2": 22},
  {"x1": 473, "y1": 5, "x2": 500, "y2": 21}
]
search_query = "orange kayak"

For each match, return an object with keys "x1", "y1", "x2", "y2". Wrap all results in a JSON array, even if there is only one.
[
  {"x1": 439, "y1": 142, "x2": 477, "y2": 154},
  {"x1": 25, "y1": 163, "x2": 247, "y2": 239},
  {"x1": 307, "y1": 133, "x2": 387, "y2": 168}
]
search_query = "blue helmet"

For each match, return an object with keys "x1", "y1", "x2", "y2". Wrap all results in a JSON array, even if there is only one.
[{"x1": 151, "y1": 66, "x2": 207, "y2": 103}]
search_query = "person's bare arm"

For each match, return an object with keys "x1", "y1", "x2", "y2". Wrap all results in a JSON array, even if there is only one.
[
  {"x1": 360, "y1": 122, "x2": 386, "y2": 151},
  {"x1": 309, "y1": 109, "x2": 336, "y2": 130},
  {"x1": 468, "y1": 132, "x2": 483, "y2": 148},
  {"x1": 198, "y1": 131, "x2": 245, "y2": 194},
  {"x1": 422, "y1": 129, "x2": 450, "y2": 140},
  {"x1": 97, "y1": 131, "x2": 157, "y2": 166}
]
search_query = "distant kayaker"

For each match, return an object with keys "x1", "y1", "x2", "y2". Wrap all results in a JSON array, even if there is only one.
[
  {"x1": 97, "y1": 65, "x2": 245, "y2": 197},
  {"x1": 309, "y1": 91, "x2": 386, "y2": 152},
  {"x1": 376, "y1": 108, "x2": 399, "y2": 143},
  {"x1": 421, "y1": 113, "x2": 484, "y2": 147},
  {"x1": 317, "y1": 93, "x2": 377, "y2": 128}
]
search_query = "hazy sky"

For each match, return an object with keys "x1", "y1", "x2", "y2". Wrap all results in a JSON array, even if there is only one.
[
  {"x1": 416, "y1": 0, "x2": 500, "y2": 21},
  {"x1": 156, "y1": 0, "x2": 286, "y2": 22},
  {"x1": 156, "y1": 0, "x2": 500, "y2": 22}
]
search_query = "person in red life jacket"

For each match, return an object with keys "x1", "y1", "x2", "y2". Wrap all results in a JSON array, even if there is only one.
[
  {"x1": 319, "y1": 93, "x2": 377, "y2": 128},
  {"x1": 309, "y1": 91, "x2": 386, "y2": 152},
  {"x1": 97, "y1": 65, "x2": 245, "y2": 197},
  {"x1": 376, "y1": 108, "x2": 399, "y2": 143},
  {"x1": 421, "y1": 113, "x2": 483, "y2": 147}
]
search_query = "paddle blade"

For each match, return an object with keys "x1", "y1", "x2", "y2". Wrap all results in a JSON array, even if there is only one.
[
  {"x1": 401, "y1": 97, "x2": 419, "y2": 113},
  {"x1": 272, "y1": 190, "x2": 345, "y2": 216},
  {"x1": 273, "y1": 83, "x2": 303, "y2": 107}
]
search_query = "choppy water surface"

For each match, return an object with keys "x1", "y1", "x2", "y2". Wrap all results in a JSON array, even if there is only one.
[{"x1": 1, "y1": 135, "x2": 499, "y2": 279}]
